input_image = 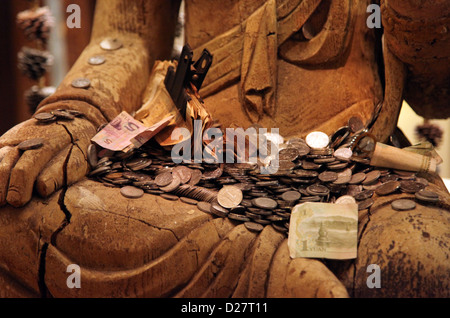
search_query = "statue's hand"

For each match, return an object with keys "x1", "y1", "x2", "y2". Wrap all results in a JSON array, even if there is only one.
[{"x1": 0, "y1": 113, "x2": 97, "y2": 207}]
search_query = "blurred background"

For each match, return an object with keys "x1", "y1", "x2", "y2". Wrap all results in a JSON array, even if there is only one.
[{"x1": 1, "y1": 0, "x2": 448, "y2": 187}]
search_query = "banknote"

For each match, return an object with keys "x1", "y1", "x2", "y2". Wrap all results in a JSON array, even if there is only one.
[
  {"x1": 288, "y1": 202, "x2": 358, "y2": 260},
  {"x1": 91, "y1": 111, "x2": 173, "y2": 152}
]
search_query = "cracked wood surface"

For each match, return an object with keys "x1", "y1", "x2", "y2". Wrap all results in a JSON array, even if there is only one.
[{"x1": 0, "y1": 176, "x2": 448, "y2": 297}]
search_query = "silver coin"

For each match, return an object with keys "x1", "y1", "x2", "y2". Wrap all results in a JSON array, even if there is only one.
[
  {"x1": 305, "y1": 131, "x2": 329, "y2": 149},
  {"x1": 100, "y1": 38, "x2": 123, "y2": 51},
  {"x1": 71, "y1": 77, "x2": 91, "y2": 89},
  {"x1": 88, "y1": 55, "x2": 106, "y2": 65}
]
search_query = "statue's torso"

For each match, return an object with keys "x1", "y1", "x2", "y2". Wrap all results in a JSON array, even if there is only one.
[{"x1": 185, "y1": 0, "x2": 383, "y2": 138}]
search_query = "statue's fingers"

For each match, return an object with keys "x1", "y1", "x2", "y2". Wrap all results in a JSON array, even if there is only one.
[
  {"x1": 0, "y1": 147, "x2": 20, "y2": 206},
  {"x1": 6, "y1": 142, "x2": 66, "y2": 207},
  {"x1": 36, "y1": 144, "x2": 89, "y2": 198}
]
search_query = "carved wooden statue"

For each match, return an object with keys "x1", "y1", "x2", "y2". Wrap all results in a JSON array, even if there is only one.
[{"x1": 0, "y1": 0, "x2": 449, "y2": 297}]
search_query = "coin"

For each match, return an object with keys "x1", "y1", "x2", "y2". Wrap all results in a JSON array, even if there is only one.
[
  {"x1": 100, "y1": 38, "x2": 123, "y2": 51},
  {"x1": 306, "y1": 184, "x2": 330, "y2": 196},
  {"x1": 252, "y1": 197, "x2": 278, "y2": 209},
  {"x1": 349, "y1": 172, "x2": 366, "y2": 184},
  {"x1": 160, "y1": 174, "x2": 181, "y2": 192},
  {"x1": 335, "y1": 195, "x2": 356, "y2": 204},
  {"x1": 391, "y1": 199, "x2": 416, "y2": 211},
  {"x1": 305, "y1": 131, "x2": 329, "y2": 149},
  {"x1": 217, "y1": 185, "x2": 243, "y2": 209},
  {"x1": 348, "y1": 116, "x2": 364, "y2": 133},
  {"x1": 281, "y1": 190, "x2": 301, "y2": 202},
  {"x1": 180, "y1": 197, "x2": 198, "y2": 205},
  {"x1": 197, "y1": 201, "x2": 212, "y2": 213},
  {"x1": 189, "y1": 169, "x2": 203, "y2": 186},
  {"x1": 17, "y1": 138, "x2": 45, "y2": 151},
  {"x1": 228, "y1": 213, "x2": 250, "y2": 222},
  {"x1": 244, "y1": 221, "x2": 264, "y2": 232},
  {"x1": 155, "y1": 172, "x2": 173, "y2": 187},
  {"x1": 375, "y1": 181, "x2": 400, "y2": 196},
  {"x1": 210, "y1": 202, "x2": 229, "y2": 217},
  {"x1": 120, "y1": 186, "x2": 144, "y2": 199},
  {"x1": 34, "y1": 112, "x2": 55, "y2": 123},
  {"x1": 333, "y1": 169, "x2": 352, "y2": 185},
  {"x1": 362, "y1": 170, "x2": 381, "y2": 185},
  {"x1": 88, "y1": 55, "x2": 106, "y2": 65},
  {"x1": 71, "y1": 77, "x2": 91, "y2": 89},
  {"x1": 358, "y1": 198, "x2": 374, "y2": 210},
  {"x1": 173, "y1": 166, "x2": 192, "y2": 184},
  {"x1": 415, "y1": 190, "x2": 439, "y2": 203},
  {"x1": 399, "y1": 180, "x2": 426, "y2": 194},
  {"x1": 160, "y1": 193, "x2": 179, "y2": 201},
  {"x1": 354, "y1": 189, "x2": 374, "y2": 201},
  {"x1": 318, "y1": 171, "x2": 338, "y2": 183},
  {"x1": 334, "y1": 147, "x2": 353, "y2": 159},
  {"x1": 52, "y1": 109, "x2": 75, "y2": 120}
]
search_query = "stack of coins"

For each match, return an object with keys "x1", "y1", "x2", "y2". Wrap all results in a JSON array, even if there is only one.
[
  {"x1": 33, "y1": 109, "x2": 84, "y2": 124},
  {"x1": 87, "y1": 128, "x2": 442, "y2": 237}
]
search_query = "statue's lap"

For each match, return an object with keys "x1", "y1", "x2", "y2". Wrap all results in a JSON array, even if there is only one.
[{"x1": 0, "y1": 177, "x2": 449, "y2": 297}]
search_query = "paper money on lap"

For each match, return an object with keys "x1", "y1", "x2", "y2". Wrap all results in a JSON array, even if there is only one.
[{"x1": 288, "y1": 202, "x2": 358, "y2": 260}]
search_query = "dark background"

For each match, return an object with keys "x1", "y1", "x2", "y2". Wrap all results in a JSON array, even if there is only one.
[{"x1": 0, "y1": 0, "x2": 96, "y2": 135}]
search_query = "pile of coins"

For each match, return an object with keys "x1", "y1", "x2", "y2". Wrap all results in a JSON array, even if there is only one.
[
  {"x1": 33, "y1": 109, "x2": 85, "y2": 124},
  {"x1": 86, "y1": 128, "x2": 442, "y2": 237}
]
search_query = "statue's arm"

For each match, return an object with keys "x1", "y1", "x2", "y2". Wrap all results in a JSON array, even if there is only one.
[
  {"x1": 381, "y1": 0, "x2": 450, "y2": 119},
  {"x1": 0, "y1": 0, "x2": 181, "y2": 207}
]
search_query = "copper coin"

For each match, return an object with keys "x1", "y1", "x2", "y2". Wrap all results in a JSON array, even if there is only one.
[
  {"x1": 180, "y1": 197, "x2": 198, "y2": 205},
  {"x1": 34, "y1": 112, "x2": 55, "y2": 122},
  {"x1": 278, "y1": 148, "x2": 299, "y2": 161},
  {"x1": 217, "y1": 185, "x2": 243, "y2": 209},
  {"x1": 391, "y1": 199, "x2": 416, "y2": 211},
  {"x1": 210, "y1": 202, "x2": 229, "y2": 217},
  {"x1": 120, "y1": 186, "x2": 144, "y2": 199},
  {"x1": 415, "y1": 190, "x2": 439, "y2": 203},
  {"x1": 375, "y1": 181, "x2": 400, "y2": 196},
  {"x1": 244, "y1": 221, "x2": 264, "y2": 232},
  {"x1": 188, "y1": 169, "x2": 203, "y2": 186},
  {"x1": 348, "y1": 116, "x2": 364, "y2": 133},
  {"x1": 306, "y1": 184, "x2": 330, "y2": 196},
  {"x1": 281, "y1": 190, "x2": 301, "y2": 202},
  {"x1": 173, "y1": 166, "x2": 192, "y2": 184},
  {"x1": 358, "y1": 198, "x2": 374, "y2": 210},
  {"x1": 17, "y1": 138, "x2": 45, "y2": 151},
  {"x1": 228, "y1": 213, "x2": 250, "y2": 222},
  {"x1": 203, "y1": 167, "x2": 223, "y2": 180},
  {"x1": 197, "y1": 201, "x2": 212, "y2": 213},
  {"x1": 318, "y1": 171, "x2": 338, "y2": 183},
  {"x1": 252, "y1": 197, "x2": 278, "y2": 209},
  {"x1": 155, "y1": 172, "x2": 173, "y2": 187},
  {"x1": 362, "y1": 170, "x2": 381, "y2": 185},
  {"x1": 160, "y1": 193, "x2": 179, "y2": 201},
  {"x1": 400, "y1": 180, "x2": 426, "y2": 194},
  {"x1": 160, "y1": 174, "x2": 181, "y2": 192},
  {"x1": 333, "y1": 168, "x2": 352, "y2": 185},
  {"x1": 349, "y1": 172, "x2": 366, "y2": 184},
  {"x1": 52, "y1": 109, "x2": 75, "y2": 120},
  {"x1": 354, "y1": 189, "x2": 374, "y2": 201},
  {"x1": 294, "y1": 169, "x2": 318, "y2": 178}
]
